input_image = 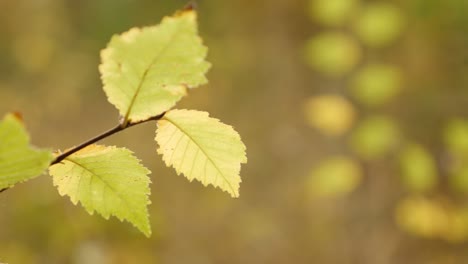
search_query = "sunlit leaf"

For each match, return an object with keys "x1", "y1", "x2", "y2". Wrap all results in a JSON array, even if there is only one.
[
  {"x1": 395, "y1": 196, "x2": 449, "y2": 239},
  {"x1": 353, "y1": 2, "x2": 405, "y2": 47},
  {"x1": 349, "y1": 115, "x2": 400, "y2": 159},
  {"x1": 308, "y1": 0, "x2": 357, "y2": 26},
  {"x1": 49, "y1": 145, "x2": 152, "y2": 236},
  {"x1": 399, "y1": 144, "x2": 437, "y2": 192},
  {"x1": 99, "y1": 10, "x2": 210, "y2": 123},
  {"x1": 155, "y1": 109, "x2": 247, "y2": 197},
  {"x1": 303, "y1": 95, "x2": 356, "y2": 136},
  {"x1": 0, "y1": 113, "x2": 53, "y2": 189},
  {"x1": 350, "y1": 63, "x2": 402, "y2": 107},
  {"x1": 396, "y1": 197, "x2": 468, "y2": 242},
  {"x1": 307, "y1": 156, "x2": 362, "y2": 198},
  {"x1": 305, "y1": 32, "x2": 361, "y2": 77},
  {"x1": 444, "y1": 120, "x2": 468, "y2": 194},
  {"x1": 444, "y1": 119, "x2": 468, "y2": 155}
]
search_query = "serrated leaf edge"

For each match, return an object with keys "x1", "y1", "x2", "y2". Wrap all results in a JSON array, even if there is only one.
[{"x1": 50, "y1": 145, "x2": 152, "y2": 236}]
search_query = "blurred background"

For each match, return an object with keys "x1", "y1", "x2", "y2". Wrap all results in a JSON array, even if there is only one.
[{"x1": 0, "y1": 0, "x2": 468, "y2": 263}]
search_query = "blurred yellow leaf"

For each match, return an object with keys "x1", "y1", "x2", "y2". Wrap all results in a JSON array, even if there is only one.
[
  {"x1": 444, "y1": 119, "x2": 468, "y2": 156},
  {"x1": 350, "y1": 63, "x2": 402, "y2": 107},
  {"x1": 305, "y1": 32, "x2": 361, "y2": 77},
  {"x1": 304, "y1": 95, "x2": 356, "y2": 136},
  {"x1": 307, "y1": 156, "x2": 362, "y2": 198},
  {"x1": 395, "y1": 197, "x2": 448, "y2": 239},
  {"x1": 396, "y1": 197, "x2": 468, "y2": 242},
  {"x1": 308, "y1": 0, "x2": 357, "y2": 26},
  {"x1": 353, "y1": 2, "x2": 405, "y2": 48},
  {"x1": 399, "y1": 144, "x2": 437, "y2": 193},
  {"x1": 349, "y1": 115, "x2": 400, "y2": 159}
]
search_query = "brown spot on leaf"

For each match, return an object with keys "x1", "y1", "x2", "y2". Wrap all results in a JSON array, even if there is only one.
[
  {"x1": 175, "y1": 2, "x2": 197, "y2": 17},
  {"x1": 183, "y1": 1, "x2": 197, "y2": 11},
  {"x1": 12, "y1": 111, "x2": 23, "y2": 122}
]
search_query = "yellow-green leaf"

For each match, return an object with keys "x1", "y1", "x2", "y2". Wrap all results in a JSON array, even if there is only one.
[
  {"x1": 444, "y1": 119, "x2": 468, "y2": 156},
  {"x1": 99, "y1": 10, "x2": 210, "y2": 123},
  {"x1": 0, "y1": 113, "x2": 53, "y2": 189},
  {"x1": 399, "y1": 144, "x2": 437, "y2": 192},
  {"x1": 304, "y1": 32, "x2": 361, "y2": 77},
  {"x1": 308, "y1": 0, "x2": 358, "y2": 26},
  {"x1": 303, "y1": 94, "x2": 356, "y2": 137},
  {"x1": 349, "y1": 115, "x2": 400, "y2": 160},
  {"x1": 155, "y1": 109, "x2": 247, "y2": 197},
  {"x1": 353, "y1": 2, "x2": 405, "y2": 48},
  {"x1": 307, "y1": 156, "x2": 362, "y2": 198},
  {"x1": 49, "y1": 145, "x2": 152, "y2": 236},
  {"x1": 350, "y1": 63, "x2": 402, "y2": 107}
]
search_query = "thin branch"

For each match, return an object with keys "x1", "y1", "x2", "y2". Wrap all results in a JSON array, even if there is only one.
[
  {"x1": 0, "y1": 112, "x2": 166, "y2": 195},
  {"x1": 51, "y1": 112, "x2": 166, "y2": 165}
]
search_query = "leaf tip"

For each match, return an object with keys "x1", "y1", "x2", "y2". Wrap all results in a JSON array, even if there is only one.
[
  {"x1": 12, "y1": 111, "x2": 24, "y2": 122},
  {"x1": 4, "y1": 112, "x2": 23, "y2": 126},
  {"x1": 183, "y1": 1, "x2": 197, "y2": 12},
  {"x1": 175, "y1": 3, "x2": 197, "y2": 19},
  {"x1": 142, "y1": 226, "x2": 152, "y2": 238}
]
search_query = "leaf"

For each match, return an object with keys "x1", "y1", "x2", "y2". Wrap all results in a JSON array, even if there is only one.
[
  {"x1": 49, "y1": 145, "x2": 152, "y2": 236},
  {"x1": 307, "y1": 156, "x2": 362, "y2": 198},
  {"x1": 353, "y1": 2, "x2": 405, "y2": 48},
  {"x1": 444, "y1": 118, "x2": 468, "y2": 156},
  {"x1": 0, "y1": 113, "x2": 53, "y2": 189},
  {"x1": 399, "y1": 144, "x2": 437, "y2": 193},
  {"x1": 349, "y1": 115, "x2": 400, "y2": 160},
  {"x1": 308, "y1": 0, "x2": 358, "y2": 27},
  {"x1": 304, "y1": 32, "x2": 361, "y2": 77},
  {"x1": 155, "y1": 109, "x2": 247, "y2": 197},
  {"x1": 395, "y1": 196, "x2": 448, "y2": 239},
  {"x1": 99, "y1": 9, "x2": 210, "y2": 123},
  {"x1": 350, "y1": 63, "x2": 402, "y2": 107},
  {"x1": 303, "y1": 94, "x2": 356, "y2": 137}
]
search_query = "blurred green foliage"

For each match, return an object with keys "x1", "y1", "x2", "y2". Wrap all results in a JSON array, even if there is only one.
[
  {"x1": 350, "y1": 115, "x2": 400, "y2": 159},
  {"x1": 353, "y1": 2, "x2": 405, "y2": 47},
  {"x1": 399, "y1": 143, "x2": 437, "y2": 192},
  {"x1": 350, "y1": 63, "x2": 402, "y2": 107},
  {"x1": 305, "y1": 32, "x2": 361, "y2": 77},
  {"x1": 1, "y1": 0, "x2": 468, "y2": 263},
  {"x1": 307, "y1": 156, "x2": 362, "y2": 198},
  {"x1": 444, "y1": 119, "x2": 468, "y2": 156},
  {"x1": 307, "y1": 0, "x2": 357, "y2": 27},
  {"x1": 303, "y1": 0, "x2": 468, "y2": 257}
]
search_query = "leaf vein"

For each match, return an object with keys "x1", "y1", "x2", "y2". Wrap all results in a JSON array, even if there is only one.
[{"x1": 164, "y1": 118, "x2": 236, "y2": 195}]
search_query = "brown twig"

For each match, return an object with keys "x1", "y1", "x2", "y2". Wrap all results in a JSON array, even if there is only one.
[
  {"x1": 0, "y1": 112, "x2": 166, "y2": 194},
  {"x1": 51, "y1": 112, "x2": 166, "y2": 165}
]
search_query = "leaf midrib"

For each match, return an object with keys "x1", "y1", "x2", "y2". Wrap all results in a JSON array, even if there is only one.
[
  {"x1": 65, "y1": 156, "x2": 147, "y2": 229},
  {"x1": 163, "y1": 117, "x2": 237, "y2": 195},
  {"x1": 124, "y1": 22, "x2": 183, "y2": 122}
]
